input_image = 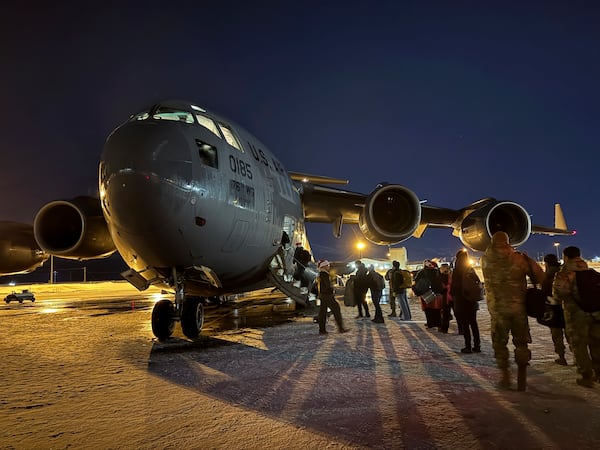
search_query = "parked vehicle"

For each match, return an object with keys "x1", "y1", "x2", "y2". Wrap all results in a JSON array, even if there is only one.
[{"x1": 5, "y1": 289, "x2": 35, "y2": 303}]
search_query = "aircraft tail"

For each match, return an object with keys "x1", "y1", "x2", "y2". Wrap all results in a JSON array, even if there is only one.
[
  {"x1": 531, "y1": 203, "x2": 574, "y2": 236},
  {"x1": 554, "y1": 203, "x2": 568, "y2": 231}
]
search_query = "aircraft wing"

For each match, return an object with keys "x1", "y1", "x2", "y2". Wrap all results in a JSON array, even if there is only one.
[{"x1": 296, "y1": 177, "x2": 573, "y2": 252}]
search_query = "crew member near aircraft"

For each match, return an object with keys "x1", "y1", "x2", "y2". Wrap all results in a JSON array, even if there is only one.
[
  {"x1": 553, "y1": 246, "x2": 600, "y2": 387},
  {"x1": 482, "y1": 231, "x2": 545, "y2": 391},
  {"x1": 313, "y1": 260, "x2": 349, "y2": 335},
  {"x1": 294, "y1": 243, "x2": 311, "y2": 288}
]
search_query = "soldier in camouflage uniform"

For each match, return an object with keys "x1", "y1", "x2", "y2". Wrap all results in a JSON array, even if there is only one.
[
  {"x1": 482, "y1": 231, "x2": 545, "y2": 391},
  {"x1": 552, "y1": 246, "x2": 600, "y2": 388}
]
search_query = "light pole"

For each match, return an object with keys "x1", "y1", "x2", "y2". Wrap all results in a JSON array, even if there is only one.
[{"x1": 554, "y1": 242, "x2": 560, "y2": 259}]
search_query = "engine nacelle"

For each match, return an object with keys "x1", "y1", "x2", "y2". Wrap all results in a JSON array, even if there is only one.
[
  {"x1": 459, "y1": 201, "x2": 531, "y2": 252},
  {"x1": 0, "y1": 222, "x2": 48, "y2": 275},
  {"x1": 34, "y1": 196, "x2": 116, "y2": 260},
  {"x1": 358, "y1": 184, "x2": 421, "y2": 245}
]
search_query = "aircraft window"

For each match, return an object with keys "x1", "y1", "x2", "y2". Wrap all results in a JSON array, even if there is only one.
[
  {"x1": 152, "y1": 107, "x2": 194, "y2": 124},
  {"x1": 195, "y1": 114, "x2": 221, "y2": 138},
  {"x1": 218, "y1": 123, "x2": 243, "y2": 152},
  {"x1": 195, "y1": 139, "x2": 218, "y2": 168}
]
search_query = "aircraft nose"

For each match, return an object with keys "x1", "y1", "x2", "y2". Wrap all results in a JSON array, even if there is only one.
[{"x1": 100, "y1": 121, "x2": 193, "y2": 233}]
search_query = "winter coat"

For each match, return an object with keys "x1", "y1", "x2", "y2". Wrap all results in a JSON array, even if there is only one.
[{"x1": 482, "y1": 242, "x2": 545, "y2": 316}]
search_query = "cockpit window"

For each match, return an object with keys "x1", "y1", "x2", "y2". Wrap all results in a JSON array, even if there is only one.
[
  {"x1": 218, "y1": 123, "x2": 243, "y2": 152},
  {"x1": 195, "y1": 114, "x2": 221, "y2": 138},
  {"x1": 130, "y1": 111, "x2": 149, "y2": 121},
  {"x1": 152, "y1": 107, "x2": 194, "y2": 124}
]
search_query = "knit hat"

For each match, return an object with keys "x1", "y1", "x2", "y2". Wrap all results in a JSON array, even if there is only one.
[
  {"x1": 318, "y1": 260, "x2": 330, "y2": 270},
  {"x1": 423, "y1": 259, "x2": 438, "y2": 269}
]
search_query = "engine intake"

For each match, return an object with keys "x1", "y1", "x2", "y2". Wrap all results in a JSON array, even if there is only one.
[
  {"x1": 34, "y1": 196, "x2": 116, "y2": 260},
  {"x1": 459, "y1": 201, "x2": 531, "y2": 252},
  {"x1": 358, "y1": 184, "x2": 421, "y2": 245}
]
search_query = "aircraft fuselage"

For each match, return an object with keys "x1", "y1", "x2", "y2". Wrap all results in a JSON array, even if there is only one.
[{"x1": 99, "y1": 101, "x2": 304, "y2": 296}]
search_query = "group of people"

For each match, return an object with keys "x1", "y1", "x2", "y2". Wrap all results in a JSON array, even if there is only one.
[
  {"x1": 484, "y1": 231, "x2": 600, "y2": 390},
  {"x1": 350, "y1": 260, "x2": 411, "y2": 324},
  {"x1": 311, "y1": 231, "x2": 600, "y2": 392},
  {"x1": 411, "y1": 255, "x2": 482, "y2": 354}
]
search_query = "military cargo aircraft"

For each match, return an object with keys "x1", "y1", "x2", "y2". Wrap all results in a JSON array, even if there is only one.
[{"x1": 1, "y1": 100, "x2": 573, "y2": 339}]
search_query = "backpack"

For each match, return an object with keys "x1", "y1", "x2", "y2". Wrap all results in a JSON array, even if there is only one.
[
  {"x1": 392, "y1": 269, "x2": 412, "y2": 290},
  {"x1": 462, "y1": 269, "x2": 483, "y2": 302},
  {"x1": 372, "y1": 271, "x2": 385, "y2": 290},
  {"x1": 575, "y1": 269, "x2": 600, "y2": 312},
  {"x1": 399, "y1": 270, "x2": 413, "y2": 289}
]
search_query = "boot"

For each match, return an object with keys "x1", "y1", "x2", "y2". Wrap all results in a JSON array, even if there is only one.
[
  {"x1": 554, "y1": 353, "x2": 568, "y2": 366},
  {"x1": 517, "y1": 364, "x2": 527, "y2": 391},
  {"x1": 576, "y1": 374, "x2": 594, "y2": 388},
  {"x1": 388, "y1": 310, "x2": 397, "y2": 317},
  {"x1": 498, "y1": 368, "x2": 511, "y2": 390}
]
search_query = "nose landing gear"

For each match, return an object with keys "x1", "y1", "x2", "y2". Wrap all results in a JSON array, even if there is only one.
[{"x1": 150, "y1": 268, "x2": 205, "y2": 340}]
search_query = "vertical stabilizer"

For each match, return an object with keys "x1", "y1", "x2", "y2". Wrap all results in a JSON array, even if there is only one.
[{"x1": 554, "y1": 204, "x2": 568, "y2": 230}]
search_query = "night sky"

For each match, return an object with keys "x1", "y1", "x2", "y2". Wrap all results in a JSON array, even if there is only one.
[{"x1": 2, "y1": 1, "x2": 599, "y2": 268}]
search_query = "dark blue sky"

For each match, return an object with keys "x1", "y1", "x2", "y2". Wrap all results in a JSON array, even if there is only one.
[{"x1": 2, "y1": 1, "x2": 599, "y2": 264}]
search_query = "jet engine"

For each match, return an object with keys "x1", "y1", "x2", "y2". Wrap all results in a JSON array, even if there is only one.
[
  {"x1": 0, "y1": 222, "x2": 48, "y2": 275},
  {"x1": 34, "y1": 196, "x2": 116, "y2": 260},
  {"x1": 458, "y1": 200, "x2": 531, "y2": 252},
  {"x1": 358, "y1": 184, "x2": 421, "y2": 245}
]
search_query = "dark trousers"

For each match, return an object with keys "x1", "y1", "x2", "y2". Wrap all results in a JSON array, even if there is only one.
[
  {"x1": 440, "y1": 302, "x2": 452, "y2": 332},
  {"x1": 371, "y1": 290, "x2": 384, "y2": 322},
  {"x1": 318, "y1": 296, "x2": 345, "y2": 332},
  {"x1": 355, "y1": 290, "x2": 370, "y2": 317},
  {"x1": 424, "y1": 309, "x2": 441, "y2": 328},
  {"x1": 456, "y1": 300, "x2": 480, "y2": 349}
]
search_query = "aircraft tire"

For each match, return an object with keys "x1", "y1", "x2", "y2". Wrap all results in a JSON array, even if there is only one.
[
  {"x1": 152, "y1": 299, "x2": 175, "y2": 340},
  {"x1": 181, "y1": 297, "x2": 204, "y2": 339}
]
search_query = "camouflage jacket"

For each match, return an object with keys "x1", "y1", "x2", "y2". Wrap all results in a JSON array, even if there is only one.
[
  {"x1": 552, "y1": 256, "x2": 589, "y2": 308},
  {"x1": 482, "y1": 244, "x2": 545, "y2": 315}
]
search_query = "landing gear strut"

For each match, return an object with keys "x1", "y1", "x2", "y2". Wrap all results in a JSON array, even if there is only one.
[{"x1": 150, "y1": 268, "x2": 205, "y2": 340}]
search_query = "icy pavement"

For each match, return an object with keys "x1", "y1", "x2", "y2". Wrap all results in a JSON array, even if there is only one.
[{"x1": 1, "y1": 284, "x2": 600, "y2": 449}]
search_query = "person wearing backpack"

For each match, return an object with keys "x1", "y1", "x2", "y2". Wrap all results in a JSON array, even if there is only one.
[{"x1": 553, "y1": 246, "x2": 600, "y2": 388}]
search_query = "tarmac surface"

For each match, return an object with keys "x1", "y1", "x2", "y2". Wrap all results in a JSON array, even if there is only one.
[{"x1": 1, "y1": 282, "x2": 600, "y2": 449}]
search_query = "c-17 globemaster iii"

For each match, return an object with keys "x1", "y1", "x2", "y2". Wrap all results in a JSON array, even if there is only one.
[{"x1": 0, "y1": 100, "x2": 573, "y2": 340}]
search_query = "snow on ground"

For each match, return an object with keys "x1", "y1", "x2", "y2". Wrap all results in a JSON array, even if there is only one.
[{"x1": 1, "y1": 284, "x2": 600, "y2": 449}]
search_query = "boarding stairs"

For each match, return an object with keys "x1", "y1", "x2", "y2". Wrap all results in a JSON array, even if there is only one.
[{"x1": 268, "y1": 247, "x2": 311, "y2": 306}]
